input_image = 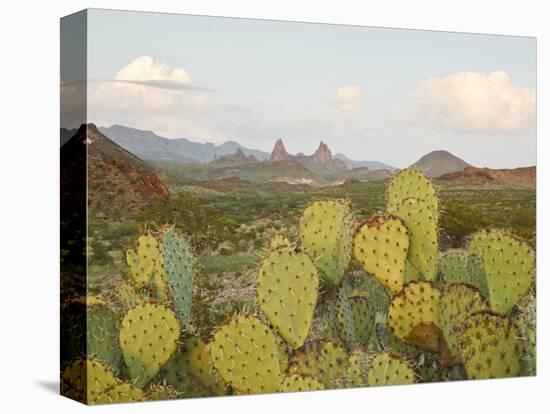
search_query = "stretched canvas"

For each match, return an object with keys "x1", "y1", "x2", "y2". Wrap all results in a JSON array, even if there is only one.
[{"x1": 60, "y1": 9, "x2": 536, "y2": 405}]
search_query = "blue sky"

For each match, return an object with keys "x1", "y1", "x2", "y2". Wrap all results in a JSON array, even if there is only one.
[{"x1": 84, "y1": 9, "x2": 536, "y2": 168}]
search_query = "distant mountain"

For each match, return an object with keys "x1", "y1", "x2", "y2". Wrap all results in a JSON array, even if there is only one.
[
  {"x1": 268, "y1": 139, "x2": 348, "y2": 173},
  {"x1": 62, "y1": 124, "x2": 169, "y2": 217},
  {"x1": 98, "y1": 124, "x2": 269, "y2": 163},
  {"x1": 211, "y1": 148, "x2": 259, "y2": 166},
  {"x1": 409, "y1": 150, "x2": 472, "y2": 178},
  {"x1": 154, "y1": 159, "x2": 325, "y2": 185},
  {"x1": 334, "y1": 153, "x2": 397, "y2": 172},
  {"x1": 439, "y1": 166, "x2": 535, "y2": 188},
  {"x1": 60, "y1": 127, "x2": 78, "y2": 147}
]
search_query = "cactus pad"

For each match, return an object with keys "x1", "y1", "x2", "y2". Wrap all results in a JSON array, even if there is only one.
[
  {"x1": 289, "y1": 340, "x2": 348, "y2": 388},
  {"x1": 299, "y1": 199, "x2": 354, "y2": 285},
  {"x1": 354, "y1": 215, "x2": 409, "y2": 294},
  {"x1": 163, "y1": 228, "x2": 194, "y2": 329},
  {"x1": 87, "y1": 301, "x2": 122, "y2": 375},
  {"x1": 258, "y1": 246, "x2": 319, "y2": 349},
  {"x1": 345, "y1": 349, "x2": 369, "y2": 388},
  {"x1": 269, "y1": 232, "x2": 292, "y2": 250},
  {"x1": 279, "y1": 374, "x2": 325, "y2": 392},
  {"x1": 438, "y1": 251, "x2": 489, "y2": 297},
  {"x1": 92, "y1": 383, "x2": 145, "y2": 404},
  {"x1": 512, "y1": 294, "x2": 536, "y2": 376},
  {"x1": 334, "y1": 292, "x2": 375, "y2": 349},
  {"x1": 162, "y1": 337, "x2": 224, "y2": 397},
  {"x1": 126, "y1": 234, "x2": 161, "y2": 288},
  {"x1": 61, "y1": 358, "x2": 117, "y2": 404},
  {"x1": 468, "y1": 229, "x2": 535, "y2": 314},
  {"x1": 387, "y1": 169, "x2": 438, "y2": 213},
  {"x1": 367, "y1": 352, "x2": 416, "y2": 386},
  {"x1": 119, "y1": 304, "x2": 180, "y2": 388},
  {"x1": 388, "y1": 281, "x2": 441, "y2": 352},
  {"x1": 394, "y1": 198, "x2": 438, "y2": 281},
  {"x1": 210, "y1": 315, "x2": 281, "y2": 394},
  {"x1": 440, "y1": 284, "x2": 489, "y2": 361},
  {"x1": 458, "y1": 312, "x2": 523, "y2": 379}
]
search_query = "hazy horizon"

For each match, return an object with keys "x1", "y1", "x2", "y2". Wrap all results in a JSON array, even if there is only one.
[{"x1": 62, "y1": 9, "x2": 536, "y2": 169}]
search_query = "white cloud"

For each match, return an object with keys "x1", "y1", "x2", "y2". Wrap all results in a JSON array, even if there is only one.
[
  {"x1": 332, "y1": 85, "x2": 362, "y2": 115},
  {"x1": 114, "y1": 55, "x2": 192, "y2": 84},
  {"x1": 88, "y1": 56, "x2": 222, "y2": 139},
  {"x1": 413, "y1": 71, "x2": 535, "y2": 134}
]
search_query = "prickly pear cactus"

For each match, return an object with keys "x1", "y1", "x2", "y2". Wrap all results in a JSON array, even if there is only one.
[
  {"x1": 388, "y1": 281, "x2": 441, "y2": 352},
  {"x1": 145, "y1": 384, "x2": 179, "y2": 401},
  {"x1": 163, "y1": 228, "x2": 194, "y2": 330},
  {"x1": 92, "y1": 383, "x2": 145, "y2": 404},
  {"x1": 279, "y1": 374, "x2": 325, "y2": 392},
  {"x1": 458, "y1": 312, "x2": 523, "y2": 379},
  {"x1": 117, "y1": 281, "x2": 144, "y2": 311},
  {"x1": 257, "y1": 246, "x2": 319, "y2": 349},
  {"x1": 269, "y1": 232, "x2": 292, "y2": 250},
  {"x1": 440, "y1": 284, "x2": 489, "y2": 362},
  {"x1": 345, "y1": 349, "x2": 369, "y2": 388},
  {"x1": 367, "y1": 352, "x2": 416, "y2": 386},
  {"x1": 152, "y1": 247, "x2": 169, "y2": 303},
  {"x1": 210, "y1": 315, "x2": 281, "y2": 394},
  {"x1": 299, "y1": 199, "x2": 354, "y2": 285},
  {"x1": 61, "y1": 358, "x2": 117, "y2": 404},
  {"x1": 289, "y1": 340, "x2": 348, "y2": 388},
  {"x1": 162, "y1": 337, "x2": 224, "y2": 397},
  {"x1": 468, "y1": 229, "x2": 535, "y2": 314},
  {"x1": 512, "y1": 294, "x2": 536, "y2": 376},
  {"x1": 393, "y1": 198, "x2": 438, "y2": 281},
  {"x1": 353, "y1": 215, "x2": 409, "y2": 294},
  {"x1": 126, "y1": 234, "x2": 161, "y2": 288},
  {"x1": 333, "y1": 287, "x2": 358, "y2": 350},
  {"x1": 387, "y1": 169, "x2": 438, "y2": 213},
  {"x1": 334, "y1": 292, "x2": 375, "y2": 349},
  {"x1": 119, "y1": 304, "x2": 180, "y2": 388},
  {"x1": 87, "y1": 300, "x2": 122, "y2": 375},
  {"x1": 404, "y1": 259, "x2": 422, "y2": 284},
  {"x1": 438, "y1": 251, "x2": 489, "y2": 297}
]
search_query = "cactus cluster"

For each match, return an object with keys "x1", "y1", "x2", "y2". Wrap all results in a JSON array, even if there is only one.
[{"x1": 64, "y1": 168, "x2": 535, "y2": 405}]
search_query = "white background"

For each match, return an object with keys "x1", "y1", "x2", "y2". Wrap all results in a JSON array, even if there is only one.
[{"x1": 0, "y1": 0, "x2": 547, "y2": 412}]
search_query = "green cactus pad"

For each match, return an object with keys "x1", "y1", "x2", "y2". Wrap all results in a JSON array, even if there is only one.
[
  {"x1": 257, "y1": 246, "x2": 319, "y2": 349},
  {"x1": 210, "y1": 315, "x2": 281, "y2": 394},
  {"x1": 438, "y1": 251, "x2": 489, "y2": 297},
  {"x1": 163, "y1": 228, "x2": 194, "y2": 330},
  {"x1": 387, "y1": 169, "x2": 438, "y2": 213},
  {"x1": 289, "y1": 340, "x2": 348, "y2": 388},
  {"x1": 87, "y1": 301, "x2": 122, "y2": 375},
  {"x1": 279, "y1": 374, "x2": 325, "y2": 392},
  {"x1": 394, "y1": 198, "x2": 438, "y2": 281},
  {"x1": 92, "y1": 383, "x2": 145, "y2": 405},
  {"x1": 152, "y1": 247, "x2": 169, "y2": 303},
  {"x1": 458, "y1": 312, "x2": 523, "y2": 379},
  {"x1": 388, "y1": 281, "x2": 441, "y2": 352},
  {"x1": 299, "y1": 199, "x2": 354, "y2": 285},
  {"x1": 162, "y1": 337, "x2": 225, "y2": 397},
  {"x1": 61, "y1": 358, "x2": 118, "y2": 404},
  {"x1": 334, "y1": 288, "x2": 358, "y2": 350},
  {"x1": 345, "y1": 349, "x2": 369, "y2": 388},
  {"x1": 512, "y1": 294, "x2": 536, "y2": 376},
  {"x1": 119, "y1": 304, "x2": 180, "y2": 388},
  {"x1": 404, "y1": 260, "x2": 422, "y2": 284},
  {"x1": 334, "y1": 292, "x2": 375, "y2": 349},
  {"x1": 440, "y1": 284, "x2": 489, "y2": 362},
  {"x1": 126, "y1": 234, "x2": 161, "y2": 288},
  {"x1": 117, "y1": 281, "x2": 144, "y2": 311},
  {"x1": 353, "y1": 215, "x2": 409, "y2": 294},
  {"x1": 468, "y1": 229, "x2": 535, "y2": 314},
  {"x1": 367, "y1": 352, "x2": 416, "y2": 386}
]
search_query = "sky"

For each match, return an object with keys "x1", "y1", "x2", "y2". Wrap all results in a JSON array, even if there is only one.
[{"x1": 69, "y1": 9, "x2": 536, "y2": 168}]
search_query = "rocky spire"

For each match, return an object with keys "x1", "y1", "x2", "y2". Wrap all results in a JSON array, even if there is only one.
[
  {"x1": 269, "y1": 138, "x2": 291, "y2": 161},
  {"x1": 313, "y1": 141, "x2": 332, "y2": 163}
]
